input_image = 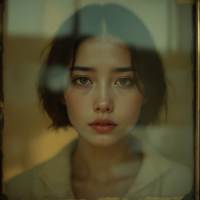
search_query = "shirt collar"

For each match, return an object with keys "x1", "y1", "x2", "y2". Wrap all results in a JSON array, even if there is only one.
[
  {"x1": 37, "y1": 137, "x2": 171, "y2": 198},
  {"x1": 37, "y1": 139, "x2": 77, "y2": 198},
  {"x1": 126, "y1": 137, "x2": 171, "y2": 196}
]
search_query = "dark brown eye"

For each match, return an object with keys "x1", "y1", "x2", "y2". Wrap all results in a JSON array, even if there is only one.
[
  {"x1": 119, "y1": 78, "x2": 128, "y2": 85},
  {"x1": 80, "y1": 77, "x2": 88, "y2": 84}
]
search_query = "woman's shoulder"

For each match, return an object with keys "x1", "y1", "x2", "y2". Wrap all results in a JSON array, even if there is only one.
[
  {"x1": 4, "y1": 139, "x2": 77, "y2": 199},
  {"x1": 160, "y1": 159, "x2": 192, "y2": 195},
  {"x1": 142, "y1": 148, "x2": 192, "y2": 197},
  {"x1": 4, "y1": 161, "x2": 46, "y2": 199},
  {"x1": 126, "y1": 137, "x2": 192, "y2": 199}
]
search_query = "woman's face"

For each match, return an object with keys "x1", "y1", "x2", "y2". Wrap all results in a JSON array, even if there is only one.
[{"x1": 63, "y1": 37, "x2": 146, "y2": 147}]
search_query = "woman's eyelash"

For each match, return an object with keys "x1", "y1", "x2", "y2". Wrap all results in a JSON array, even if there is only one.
[
  {"x1": 72, "y1": 77, "x2": 92, "y2": 86},
  {"x1": 116, "y1": 78, "x2": 134, "y2": 86}
]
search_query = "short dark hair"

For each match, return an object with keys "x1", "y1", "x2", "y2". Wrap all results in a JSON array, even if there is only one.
[{"x1": 37, "y1": 3, "x2": 167, "y2": 130}]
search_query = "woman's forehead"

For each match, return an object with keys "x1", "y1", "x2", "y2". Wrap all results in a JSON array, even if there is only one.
[
  {"x1": 74, "y1": 37, "x2": 131, "y2": 71},
  {"x1": 77, "y1": 36, "x2": 129, "y2": 51}
]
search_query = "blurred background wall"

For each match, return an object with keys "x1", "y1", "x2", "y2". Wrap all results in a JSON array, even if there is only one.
[{"x1": 3, "y1": 0, "x2": 194, "y2": 185}]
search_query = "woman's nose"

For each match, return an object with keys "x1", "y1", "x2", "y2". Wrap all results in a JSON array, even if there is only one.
[{"x1": 93, "y1": 86, "x2": 114, "y2": 113}]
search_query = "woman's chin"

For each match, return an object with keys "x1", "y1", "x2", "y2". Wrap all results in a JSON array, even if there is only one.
[
  {"x1": 87, "y1": 135, "x2": 124, "y2": 148},
  {"x1": 78, "y1": 130, "x2": 129, "y2": 148}
]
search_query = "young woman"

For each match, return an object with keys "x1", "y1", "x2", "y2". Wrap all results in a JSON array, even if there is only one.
[{"x1": 5, "y1": 3, "x2": 192, "y2": 200}]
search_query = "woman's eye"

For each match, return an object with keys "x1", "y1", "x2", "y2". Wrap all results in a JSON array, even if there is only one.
[
  {"x1": 116, "y1": 78, "x2": 133, "y2": 86},
  {"x1": 74, "y1": 77, "x2": 91, "y2": 85},
  {"x1": 119, "y1": 78, "x2": 128, "y2": 85}
]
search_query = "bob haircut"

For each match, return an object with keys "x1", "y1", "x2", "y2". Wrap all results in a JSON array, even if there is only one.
[{"x1": 37, "y1": 3, "x2": 167, "y2": 130}]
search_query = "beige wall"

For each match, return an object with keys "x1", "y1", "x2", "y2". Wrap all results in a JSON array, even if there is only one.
[{"x1": 3, "y1": 0, "x2": 194, "y2": 184}]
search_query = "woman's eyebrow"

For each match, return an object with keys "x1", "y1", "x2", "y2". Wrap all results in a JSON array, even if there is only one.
[
  {"x1": 71, "y1": 66, "x2": 134, "y2": 72},
  {"x1": 71, "y1": 66, "x2": 96, "y2": 72},
  {"x1": 113, "y1": 67, "x2": 134, "y2": 72}
]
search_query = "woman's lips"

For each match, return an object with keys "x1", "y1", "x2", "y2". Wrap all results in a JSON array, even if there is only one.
[
  {"x1": 89, "y1": 118, "x2": 117, "y2": 133},
  {"x1": 89, "y1": 124, "x2": 117, "y2": 133}
]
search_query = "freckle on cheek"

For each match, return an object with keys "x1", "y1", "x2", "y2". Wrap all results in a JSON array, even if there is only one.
[
  {"x1": 69, "y1": 97, "x2": 81, "y2": 106},
  {"x1": 122, "y1": 97, "x2": 140, "y2": 104},
  {"x1": 68, "y1": 95, "x2": 89, "y2": 108}
]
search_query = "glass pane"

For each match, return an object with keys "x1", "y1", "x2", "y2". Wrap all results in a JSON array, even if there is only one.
[{"x1": 3, "y1": 0, "x2": 194, "y2": 199}]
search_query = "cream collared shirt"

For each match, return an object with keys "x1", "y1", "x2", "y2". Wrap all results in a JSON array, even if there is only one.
[{"x1": 5, "y1": 137, "x2": 192, "y2": 200}]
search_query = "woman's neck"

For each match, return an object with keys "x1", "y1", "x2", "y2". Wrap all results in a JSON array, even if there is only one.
[{"x1": 71, "y1": 135, "x2": 142, "y2": 183}]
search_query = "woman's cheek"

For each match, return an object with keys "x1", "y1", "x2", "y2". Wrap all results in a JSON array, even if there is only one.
[
  {"x1": 118, "y1": 94, "x2": 144, "y2": 120},
  {"x1": 65, "y1": 93, "x2": 91, "y2": 118}
]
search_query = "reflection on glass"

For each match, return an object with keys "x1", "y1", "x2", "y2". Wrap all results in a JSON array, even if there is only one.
[{"x1": 3, "y1": 1, "x2": 193, "y2": 200}]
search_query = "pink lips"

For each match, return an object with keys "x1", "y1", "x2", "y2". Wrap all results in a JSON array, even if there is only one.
[{"x1": 89, "y1": 118, "x2": 117, "y2": 133}]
